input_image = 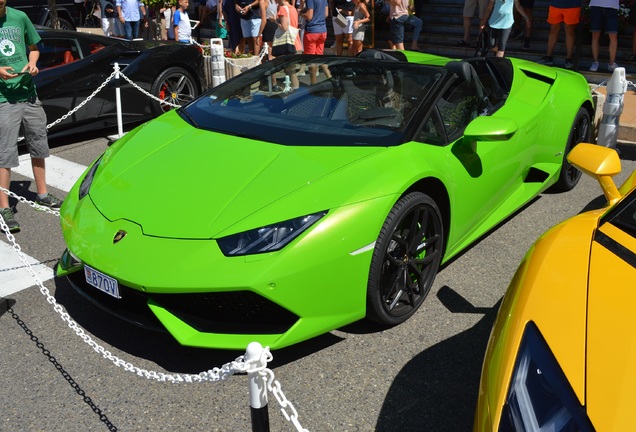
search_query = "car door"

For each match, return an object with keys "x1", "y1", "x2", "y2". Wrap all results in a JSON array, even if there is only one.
[
  {"x1": 417, "y1": 77, "x2": 530, "y2": 251},
  {"x1": 35, "y1": 35, "x2": 108, "y2": 135}
]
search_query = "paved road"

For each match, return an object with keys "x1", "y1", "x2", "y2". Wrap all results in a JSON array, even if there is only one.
[{"x1": 1, "y1": 137, "x2": 635, "y2": 432}]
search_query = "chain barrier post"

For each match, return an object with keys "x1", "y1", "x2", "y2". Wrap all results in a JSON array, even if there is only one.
[
  {"x1": 246, "y1": 342, "x2": 270, "y2": 432},
  {"x1": 108, "y1": 62, "x2": 124, "y2": 142},
  {"x1": 597, "y1": 66, "x2": 627, "y2": 149},
  {"x1": 210, "y1": 38, "x2": 226, "y2": 88}
]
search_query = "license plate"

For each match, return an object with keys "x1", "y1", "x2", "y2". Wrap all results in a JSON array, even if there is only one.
[{"x1": 84, "y1": 265, "x2": 120, "y2": 299}]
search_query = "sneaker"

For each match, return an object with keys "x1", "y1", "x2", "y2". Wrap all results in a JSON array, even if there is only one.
[
  {"x1": 608, "y1": 62, "x2": 619, "y2": 72},
  {"x1": 589, "y1": 61, "x2": 599, "y2": 72},
  {"x1": 522, "y1": 37, "x2": 530, "y2": 50},
  {"x1": 538, "y1": 56, "x2": 553, "y2": 66},
  {"x1": 36, "y1": 193, "x2": 63, "y2": 210},
  {"x1": 564, "y1": 58, "x2": 574, "y2": 69},
  {"x1": 0, "y1": 207, "x2": 20, "y2": 233}
]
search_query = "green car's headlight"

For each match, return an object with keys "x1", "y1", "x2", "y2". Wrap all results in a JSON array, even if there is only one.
[
  {"x1": 217, "y1": 211, "x2": 327, "y2": 256},
  {"x1": 79, "y1": 156, "x2": 103, "y2": 200},
  {"x1": 499, "y1": 322, "x2": 594, "y2": 432}
]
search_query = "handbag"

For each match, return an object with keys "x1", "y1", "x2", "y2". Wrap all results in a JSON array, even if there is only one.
[
  {"x1": 272, "y1": 6, "x2": 299, "y2": 56},
  {"x1": 334, "y1": 10, "x2": 347, "y2": 27}
]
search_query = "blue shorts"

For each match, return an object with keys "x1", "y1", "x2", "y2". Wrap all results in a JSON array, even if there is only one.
[
  {"x1": 589, "y1": 6, "x2": 618, "y2": 33},
  {"x1": 240, "y1": 17, "x2": 262, "y2": 38},
  {"x1": 389, "y1": 14, "x2": 407, "y2": 44}
]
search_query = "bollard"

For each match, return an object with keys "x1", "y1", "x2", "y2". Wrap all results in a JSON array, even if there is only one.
[
  {"x1": 246, "y1": 342, "x2": 270, "y2": 432},
  {"x1": 108, "y1": 63, "x2": 125, "y2": 142},
  {"x1": 597, "y1": 67, "x2": 627, "y2": 149},
  {"x1": 210, "y1": 38, "x2": 226, "y2": 87}
]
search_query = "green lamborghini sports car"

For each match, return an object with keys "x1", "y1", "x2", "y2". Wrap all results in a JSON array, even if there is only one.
[{"x1": 57, "y1": 50, "x2": 594, "y2": 350}]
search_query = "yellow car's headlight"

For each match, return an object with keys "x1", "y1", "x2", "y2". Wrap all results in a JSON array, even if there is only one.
[{"x1": 500, "y1": 322, "x2": 593, "y2": 431}]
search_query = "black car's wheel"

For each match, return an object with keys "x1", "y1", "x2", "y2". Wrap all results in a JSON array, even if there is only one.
[
  {"x1": 552, "y1": 107, "x2": 591, "y2": 192},
  {"x1": 367, "y1": 192, "x2": 445, "y2": 326},
  {"x1": 45, "y1": 18, "x2": 75, "y2": 31},
  {"x1": 150, "y1": 67, "x2": 199, "y2": 114}
]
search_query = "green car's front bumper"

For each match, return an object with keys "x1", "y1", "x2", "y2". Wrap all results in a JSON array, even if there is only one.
[{"x1": 57, "y1": 187, "x2": 396, "y2": 350}]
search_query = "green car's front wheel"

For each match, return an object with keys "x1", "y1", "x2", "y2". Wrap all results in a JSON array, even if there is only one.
[{"x1": 367, "y1": 192, "x2": 445, "y2": 326}]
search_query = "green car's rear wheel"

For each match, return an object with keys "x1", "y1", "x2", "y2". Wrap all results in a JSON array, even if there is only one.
[
  {"x1": 367, "y1": 192, "x2": 444, "y2": 326},
  {"x1": 553, "y1": 107, "x2": 591, "y2": 192}
]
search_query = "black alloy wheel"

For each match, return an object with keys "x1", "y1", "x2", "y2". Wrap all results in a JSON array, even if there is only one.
[
  {"x1": 367, "y1": 192, "x2": 444, "y2": 326},
  {"x1": 150, "y1": 67, "x2": 199, "y2": 114},
  {"x1": 552, "y1": 107, "x2": 592, "y2": 192}
]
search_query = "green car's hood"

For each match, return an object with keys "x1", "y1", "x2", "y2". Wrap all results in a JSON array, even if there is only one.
[{"x1": 90, "y1": 114, "x2": 386, "y2": 239}]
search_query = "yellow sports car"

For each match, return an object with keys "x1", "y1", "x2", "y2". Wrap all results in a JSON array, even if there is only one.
[{"x1": 474, "y1": 143, "x2": 636, "y2": 431}]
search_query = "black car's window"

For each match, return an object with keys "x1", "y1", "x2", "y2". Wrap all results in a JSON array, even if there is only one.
[
  {"x1": 181, "y1": 56, "x2": 446, "y2": 147},
  {"x1": 37, "y1": 38, "x2": 81, "y2": 70}
]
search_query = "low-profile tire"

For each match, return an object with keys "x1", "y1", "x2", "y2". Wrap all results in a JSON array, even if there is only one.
[
  {"x1": 150, "y1": 67, "x2": 199, "y2": 115},
  {"x1": 45, "y1": 18, "x2": 75, "y2": 31},
  {"x1": 367, "y1": 192, "x2": 445, "y2": 326},
  {"x1": 552, "y1": 107, "x2": 591, "y2": 192}
]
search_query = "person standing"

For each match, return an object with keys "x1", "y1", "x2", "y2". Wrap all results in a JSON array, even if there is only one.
[
  {"x1": 99, "y1": 0, "x2": 124, "y2": 37},
  {"x1": 174, "y1": 0, "x2": 193, "y2": 42},
  {"x1": 388, "y1": 0, "x2": 408, "y2": 50},
  {"x1": 330, "y1": 0, "x2": 354, "y2": 55},
  {"x1": 0, "y1": 1, "x2": 62, "y2": 233},
  {"x1": 349, "y1": 0, "x2": 369, "y2": 55},
  {"x1": 537, "y1": 0, "x2": 580, "y2": 69},
  {"x1": 160, "y1": 2, "x2": 176, "y2": 40},
  {"x1": 589, "y1": 0, "x2": 620, "y2": 72},
  {"x1": 300, "y1": 0, "x2": 328, "y2": 55},
  {"x1": 481, "y1": 0, "x2": 528, "y2": 57},
  {"x1": 75, "y1": 0, "x2": 88, "y2": 26},
  {"x1": 458, "y1": 0, "x2": 488, "y2": 47},
  {"x1": 117, "y1": 0, "x2": 147, "y2": 40},
  {"x1": 235, "y1": 0, "x2": 267, "y2": 54}
]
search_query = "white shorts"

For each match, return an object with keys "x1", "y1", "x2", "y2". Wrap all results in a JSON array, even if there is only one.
[
  {"x1": 240, "y1": 18, "x2": 262, "y2": 38},
  {"x1": 332, "y1": 15, "x2": 354, "y2": 35},
  {"x1": 102, "y1": 17, "x2": 124, "y2": 37}
]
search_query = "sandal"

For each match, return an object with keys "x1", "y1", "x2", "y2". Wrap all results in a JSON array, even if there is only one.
[{"x1": 456, "y1": 39, "x2": 469, "y2": 47}]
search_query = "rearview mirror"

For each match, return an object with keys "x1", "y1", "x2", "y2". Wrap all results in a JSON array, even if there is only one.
[{"x1": 567, "y1": 143, "x2": 622, "y2": 205}]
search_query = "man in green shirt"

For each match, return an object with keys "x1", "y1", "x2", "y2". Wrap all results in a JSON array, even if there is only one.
[{"x1": 0, "y1": 0, "x2": 62, "y2": 233}]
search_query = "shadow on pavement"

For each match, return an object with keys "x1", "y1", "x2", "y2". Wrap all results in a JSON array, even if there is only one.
[{"x1": 375, "y1": 286, "x2": 500, "y2": 432}]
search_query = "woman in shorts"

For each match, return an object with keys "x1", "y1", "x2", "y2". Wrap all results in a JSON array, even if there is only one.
[
  {"x1": 349, "y1": 0, "x2": 369, "y2": 55},
  {"x1": 331, "y1": 0, "x2": 354, "y2": 55}
]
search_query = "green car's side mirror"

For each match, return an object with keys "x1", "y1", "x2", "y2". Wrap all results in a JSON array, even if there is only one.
[{"x1": 464, "y1": 116, "x2": 518, "y2": 142}]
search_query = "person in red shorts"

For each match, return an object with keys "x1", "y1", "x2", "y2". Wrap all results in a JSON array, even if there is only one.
[
  {"x1": 537, "y1": 0, "x2": 581, "y2": 69},
  {"x1": 301, "y1": 0, "x2": 328, "y2": 54}
]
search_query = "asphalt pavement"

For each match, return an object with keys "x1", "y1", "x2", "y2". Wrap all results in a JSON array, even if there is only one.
[{"x1": 2, "y1": 136, "x2": 636, "y2": 431}]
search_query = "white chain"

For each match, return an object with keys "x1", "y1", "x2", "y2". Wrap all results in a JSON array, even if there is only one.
[
  {"x1": 262, "y1": 368, "x2": 309, "y2": 432},
  {"x1": 0, "y1": 185, "x2": 60, "y2": 216},
  {"x1": 118, "y1": 71, "x2": 181, "y2": 108},
  {"x1": 46, "y1": 68, "x2": 120, "y2": 130}
]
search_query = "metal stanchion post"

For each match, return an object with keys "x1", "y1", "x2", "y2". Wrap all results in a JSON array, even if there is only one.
[
  {"x1": 597, "y1": 66, "x2": 627, "y2": 149},
  {"x1": 108, "y1": 62, "x2": 124, "y2": 143},
  {"x1": 246, "y1": 342, "x2": 270, "y2": 432}
]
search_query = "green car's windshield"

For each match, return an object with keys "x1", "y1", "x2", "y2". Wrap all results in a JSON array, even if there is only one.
[{"x1": 180, "y1": 55, "x2": 445, "y2": 146}]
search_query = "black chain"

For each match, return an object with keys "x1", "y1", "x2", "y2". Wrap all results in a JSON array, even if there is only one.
[
  {"x1": 0, "y1": 258, "x2": 58, "y2": 274},
  {"x1": 8, "y1": 307, "x2": 119, "y2": 431}
]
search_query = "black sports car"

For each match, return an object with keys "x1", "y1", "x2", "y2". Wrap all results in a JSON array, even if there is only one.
[{"x1": 34, "y1": 28, "x2": 206, "y2": 139}]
